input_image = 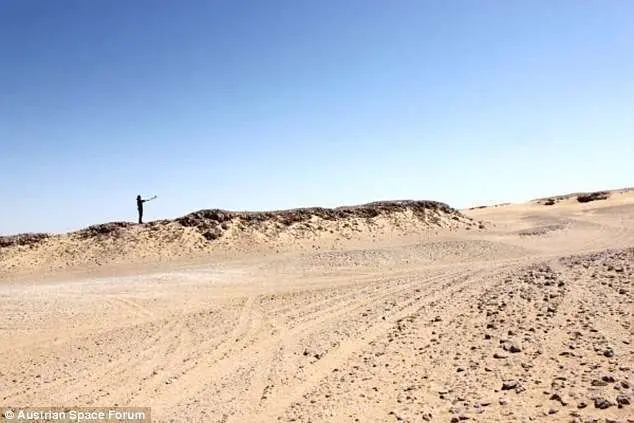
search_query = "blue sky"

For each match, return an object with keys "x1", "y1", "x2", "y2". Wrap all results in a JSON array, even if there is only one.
[{"x1": 1, "y1": 1, "x2": 633, "y2": 234}]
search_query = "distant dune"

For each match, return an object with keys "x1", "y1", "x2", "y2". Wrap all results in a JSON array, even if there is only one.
[
  {"x1": 532, "y1": 187, "x2": 634, "y2": 206},
  {"x1": 0, "y1": 200, "x2": 482, "y2": 276}
]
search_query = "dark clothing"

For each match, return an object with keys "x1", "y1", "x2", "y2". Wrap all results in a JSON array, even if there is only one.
[{"x1": 137, "y1": 198, "x2": 144, "y2": 224}]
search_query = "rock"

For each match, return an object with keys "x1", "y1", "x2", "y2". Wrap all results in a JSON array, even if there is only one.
[
  {"x1": 493, "y1": 352, "x2": 508, "y2": 359},
  {"x1": 592, "y1": 379, "x2": 609, "y2": 387},
  {"x1": 502, "y1": 380, "x2": 520, "y2": 391},
  {"x1": 550, "y1": 393, "x2": 568, "y2": 405},
  {"x1": 502, "y1": 342, "x2": 522, "y2": 353},
  {"x1": 603, "y1": 349, "x2": 615, "y2": 358},
  {"x1": 593, "y1": 397, "x2": 613, "y2": 409},
  {"x1": 449, "y1": 406, "x2": 462, "y2": 415},
  {"x1": 548, "y1": 408, "x2": 558, "y2": 415},
  {"x1": 602, "y1": 375, "x2": 616, "y2": 383},
  {"x1": 576, "y1": 191, "x2": 610, "y2": 203},
  {"x1": 616, "y1": 393, "x2": 631, "y2": 406},
  {"x1": 621, "y1": 380, "x2": 631, "y2": 389},
  {"x1": 0, "y1": 232, "x2": 50, "y2": 248},
  {"x1": 577, "y1": 401, "x2": 588, "y2": 409}
]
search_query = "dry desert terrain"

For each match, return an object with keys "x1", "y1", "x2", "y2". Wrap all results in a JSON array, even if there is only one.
[{"x1": 0, "y1": 191, "x2": 632, "y2": 422}]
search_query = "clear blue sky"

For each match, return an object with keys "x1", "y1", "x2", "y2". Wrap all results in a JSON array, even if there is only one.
[{"x1": 1, "y1": 1, "x2": 633, "y2": 235}]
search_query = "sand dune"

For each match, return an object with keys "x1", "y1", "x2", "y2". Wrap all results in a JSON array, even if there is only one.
[
  {"x1": 0, "y1": 191, "x2": 632, "y2": 422},
  {"x1": 0, "y1": 200, "x2": 480, "y2": 278}
]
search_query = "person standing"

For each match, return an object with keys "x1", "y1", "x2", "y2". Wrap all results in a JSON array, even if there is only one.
[{"x1": 136, "y1": 194, "x2": 157, "y2": 224}]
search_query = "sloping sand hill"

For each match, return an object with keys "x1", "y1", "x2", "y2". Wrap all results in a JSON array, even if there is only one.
[{"x1": 0, "y1": 200, "x2": 480, "y2": 277}]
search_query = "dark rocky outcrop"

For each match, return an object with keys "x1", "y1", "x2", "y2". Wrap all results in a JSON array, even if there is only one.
[
  {"x1": 577, "y1": 191, "x2": 610, "y2": 203},
  {"x1": 0, "y1": 233, "x2": 50, "y2": 248},
  {"x1": 75, "y1": 222, "x2": 135, "y2": 239},
  {"x1": 175, "y1": 201, "x2": 465, "y2": 241}
]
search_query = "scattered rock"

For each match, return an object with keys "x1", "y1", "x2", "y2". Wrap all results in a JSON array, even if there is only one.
[
  {"x1": 616, "y1": 393, "x2": 631, "y2": 406},
  {"x1": 550, "y1": 393, "x2": 568, "y2": 405},
  {"x1": 0, "y1": 232, "x2": 50, "y2": 248},
  {"x1": 502, "y1": 342, "x2": 522, "y2": 353},
  {"x1": 593, "y1": 397, "x2": 613, "y2": 409},
  {"x1": 502, "y1": 380, "x2": 520, "y2": 391},
  {"x1": 576, "y1": 191, "x2": 610, "y2": 203},
  {"x1": 592, "y1": 379, "x2": 609, "y2": 387}
]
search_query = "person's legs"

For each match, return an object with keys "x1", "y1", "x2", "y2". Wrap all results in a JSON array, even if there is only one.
[{"x1": 138, "y1": 209, "x2": 143, "y2": 224}]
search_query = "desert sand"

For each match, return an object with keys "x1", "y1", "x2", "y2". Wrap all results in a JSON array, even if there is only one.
[{"x1": 0, "y1": 190, "x2": 632, "y2": 422}]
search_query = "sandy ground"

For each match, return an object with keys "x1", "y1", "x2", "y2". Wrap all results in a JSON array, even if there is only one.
[{"x1": 1, "y1": 192, "x2": 633, "y2": 422}]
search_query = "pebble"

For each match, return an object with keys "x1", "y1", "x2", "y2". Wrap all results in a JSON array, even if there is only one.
[
  {"x1": 592, "y1": 379, "x2": 609, "y2": 387},
  {"x1": 502, "y1": 380, "x2": 519, "y2": 391},
  {"x1": 616, "y1": 393, "x2": 631, "y2": 406},
  {"x1": 550, "y1": 393, "x2": 567, "y2": 405},
  {"x1": 502, "y1": 342, "x2": 522, "y2": 353},
  {"x1": 593, "y1": 397, "x2": 613, "y2": 409}
]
